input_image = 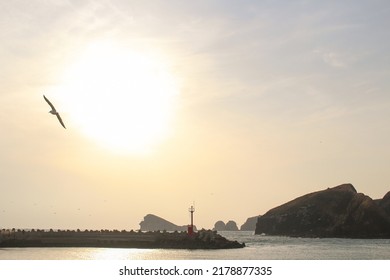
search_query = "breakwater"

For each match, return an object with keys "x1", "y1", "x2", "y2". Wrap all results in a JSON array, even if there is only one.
[{"x1": 0, "y1": 229, "x2": 244, "y2": 249}]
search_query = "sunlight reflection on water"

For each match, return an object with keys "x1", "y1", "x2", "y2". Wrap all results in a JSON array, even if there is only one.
[{"x1": 1, "y1": 232, "x2": 390, "y2": 260}]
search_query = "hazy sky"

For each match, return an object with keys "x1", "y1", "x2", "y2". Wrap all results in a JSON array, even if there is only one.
[{"x1": 1, "y1": 0, "x2": 390, "y2": 230}]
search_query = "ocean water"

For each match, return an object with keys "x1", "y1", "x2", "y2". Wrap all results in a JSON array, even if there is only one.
[{"x1": 1, "y1": 231, "x2": 390, "y2": 260}]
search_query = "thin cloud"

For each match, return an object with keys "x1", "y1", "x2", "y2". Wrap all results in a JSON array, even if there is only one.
[
  {"x1": 322, "y1": 52, "x2": 347, "y2": 68},
  {"x1": 313, "y1": 50, "x2": 349, "y2": 68}
]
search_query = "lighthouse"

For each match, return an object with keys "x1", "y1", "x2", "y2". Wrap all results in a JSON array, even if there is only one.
[{"x1": 188, "y1": 205, "x2": 195, "y2": 235}]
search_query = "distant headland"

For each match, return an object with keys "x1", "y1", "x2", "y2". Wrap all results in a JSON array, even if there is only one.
[{"x1": 255, "y1": 183, "x2": 390, "y2": 238}]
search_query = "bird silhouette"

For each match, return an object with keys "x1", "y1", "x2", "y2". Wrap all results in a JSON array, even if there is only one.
[{"x1": 43, "y1": 95, "x2": 66, "y2": 129}]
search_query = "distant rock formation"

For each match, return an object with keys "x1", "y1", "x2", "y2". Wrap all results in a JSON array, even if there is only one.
[
  {"x1": 255, "y1": 184, "x2": 390, "y2": 238},
  {"x1": 139, "y1": 214, "x2": 196, "y2": 232},
  {"x1": 213, "y1": 220, "x2": 239, "y2": 231},
  {"x1": 240, "y1": 216, "x2": 261, "y2": 231},
  {"x1": 225, "y1": 221, "x2": 239, "y2": 231},
  {"x1": 213, "y1": 221, "x2": 226, "y2": 231}
]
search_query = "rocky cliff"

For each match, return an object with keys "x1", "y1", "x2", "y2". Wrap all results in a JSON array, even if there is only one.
[
  {"x1": 376, "y1": 191, "x2": 390, "y2": 216},
  {"x1": 240, "y1": 216, "x2": 261, "y2": 231},
  {"x1": 139, "y1": 214, "x2": 196, "y2": 232},
  {"x1": 255, "y1": 184, "x2": 390, "y2": 238}
]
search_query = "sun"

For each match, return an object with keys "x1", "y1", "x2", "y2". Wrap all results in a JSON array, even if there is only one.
[{"x1": 57, "y1": 42, "x2": 179, "y2": 155}]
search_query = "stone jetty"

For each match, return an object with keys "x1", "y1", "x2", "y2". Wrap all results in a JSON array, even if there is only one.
[{"x1": 0, "y1": 229, "x2": 244, "y2": 249}]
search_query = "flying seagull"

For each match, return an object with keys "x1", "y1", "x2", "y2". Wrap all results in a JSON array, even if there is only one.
[{"x1": 43, "y1": 95, "x2": 66, "y2": 129}]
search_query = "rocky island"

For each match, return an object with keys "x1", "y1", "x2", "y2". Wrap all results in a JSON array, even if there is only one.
[
  {"x1": 0, "y1": 229, "x2": 244, "y2": 249},
  {"x1": 213, "y1": 220, "x2": 239, "y2": 231},
  {"x1": 255, "y1": 183, "x2": 390, "y2": 238},
  {"x1": 139, "y1": 214, "x2": 197, "y2": 232}
]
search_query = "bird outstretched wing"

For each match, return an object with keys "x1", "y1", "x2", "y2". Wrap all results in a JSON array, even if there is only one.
[
  {"x1": 56, "y1": 113, "x2": 66, "y2": 129},
  {"x1": 43, "y1": 94, "x2": 66, "y2": 129},
  {"x1": 43, "y1": 95, "x2": 56, "y2": 111}
]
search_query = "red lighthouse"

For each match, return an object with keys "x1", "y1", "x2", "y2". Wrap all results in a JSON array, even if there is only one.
[{"x1": 187, "y1": 205, "x2": 195, "y2": 235}]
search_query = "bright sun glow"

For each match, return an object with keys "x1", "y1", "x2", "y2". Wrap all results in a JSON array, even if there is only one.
[{"x1": 58, "y1": 42, "x2": 179, "y2": 155}]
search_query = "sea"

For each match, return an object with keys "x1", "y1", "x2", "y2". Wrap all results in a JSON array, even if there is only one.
[{"x1": 1, "y1": 231, "x2": 390, "y2": 260}]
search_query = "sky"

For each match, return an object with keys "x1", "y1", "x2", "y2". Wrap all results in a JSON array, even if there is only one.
[{"x1": 1, "y1": 0, "x2": 390, "y2": 230}]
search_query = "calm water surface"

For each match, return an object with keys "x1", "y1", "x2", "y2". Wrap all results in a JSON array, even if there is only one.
[{"x1": 1, "y1": 231, "x2": 390, "y2": 260}]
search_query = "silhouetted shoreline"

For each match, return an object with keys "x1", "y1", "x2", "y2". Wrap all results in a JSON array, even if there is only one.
[{"x1": 0, "y1": 229, "x2": 245, "y2": 249}]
